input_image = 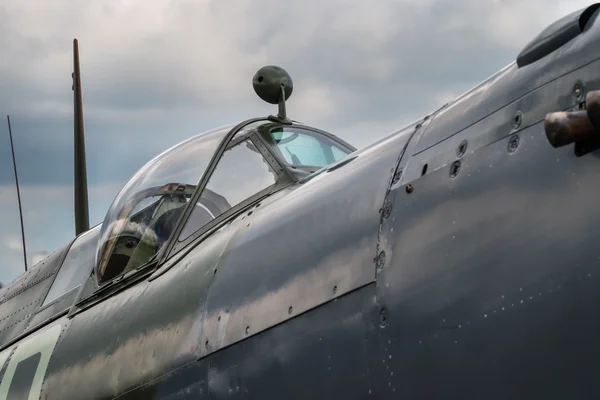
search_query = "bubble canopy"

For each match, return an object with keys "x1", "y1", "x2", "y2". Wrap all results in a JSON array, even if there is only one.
[
  {"x1": 94, "y1": 118, "x2": 355, "y2": 286},
  {"x1": 95, "y1": 125, "x2": 234, "y2": 284}
]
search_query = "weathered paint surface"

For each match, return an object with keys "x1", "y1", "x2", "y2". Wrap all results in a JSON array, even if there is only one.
[
  {"x1": 39, "y1": 120, "x2": 413, "y2": 399},
  {"x1": 0, "y1": 245, "x2": 69, "y2": 348},
  {"x1": 0, "y1": 5, "x2": 599, "y2": 400}
]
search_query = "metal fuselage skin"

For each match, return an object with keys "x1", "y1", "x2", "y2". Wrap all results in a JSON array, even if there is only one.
[{"x1": 2, "y1": 5, "x2": 600, "y2": 400}]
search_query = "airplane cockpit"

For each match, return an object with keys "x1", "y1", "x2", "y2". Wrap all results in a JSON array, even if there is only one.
[
  {"x1": 15, "y1": 65, "x2": 356, "y2": 333},
  {"x1": 93, "y1": 66, "x2": 356, "y2": 287}
]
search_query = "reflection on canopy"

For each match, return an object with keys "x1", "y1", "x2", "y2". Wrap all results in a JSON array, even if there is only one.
[
  {"x1": 93, "y1": 119, "x2": 351, "y2": 285},
  {"x1": 95, "y1": 125, "x2": 232, "y2": 284}
]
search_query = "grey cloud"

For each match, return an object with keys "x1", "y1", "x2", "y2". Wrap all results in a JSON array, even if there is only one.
[
  {"x1": 2, "y1": 0, "x2": 581, "y2": 183},
  {"x1": 3, "y1": 0, "x2": 577, "y2": 129},
  {"x1": 0, "y1": 0, "x2": 592, "y2": 282}
]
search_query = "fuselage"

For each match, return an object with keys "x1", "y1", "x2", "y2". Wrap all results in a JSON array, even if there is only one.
[{"x1": 1, "y1": 4, "x2": 600, "y2": 399}]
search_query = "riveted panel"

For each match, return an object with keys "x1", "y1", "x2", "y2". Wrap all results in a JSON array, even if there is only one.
[
  {"x1": 376, "y1": 121, "x2": 600, "y2": 398},
  {"x1": 40, "y1": 236, "x2": 219, "y2": 400},
  {"x1": 401, "y1": 57, "x2": 600, "y2": 189},
  {"x1": 119, "y1": 283, "x2": 377, "y2": 400},
  {"x1": 0, "y1": 245, "x2": 69, "y2": 306},
  {"x1": 198, "y1": 127, "x2": 413, "y2": 358},
  {"x1": 0, "y1": 242, "x2": 68, "y2": 350},
  {"x1": 414, "y1": 7, "x2": 600, "y2": 154}
]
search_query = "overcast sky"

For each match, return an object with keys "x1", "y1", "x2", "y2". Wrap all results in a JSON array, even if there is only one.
[{"x1": 0, "y1": 0, "x2": 592, "y2": 284}]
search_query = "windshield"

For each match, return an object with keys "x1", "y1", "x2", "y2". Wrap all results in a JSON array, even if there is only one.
[
  {"x1": 266, "y1": 126, "x2": 352, "y2": 168},
  {"x1": 95, "y1": 125, "x2": 232, "y2": 285}
]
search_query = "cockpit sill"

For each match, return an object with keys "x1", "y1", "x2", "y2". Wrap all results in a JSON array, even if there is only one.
[{"x1": 68, "y1": 188, "x2": 288, "y2": 318}]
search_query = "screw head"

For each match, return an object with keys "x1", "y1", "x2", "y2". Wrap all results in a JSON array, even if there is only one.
[
  {"x1": 382, "y1": 201, "x2": 392, "y2": 219},
  {"x1": 205, "y1": 340, "x2": 209, "y2": 349},
  {"x1": 574, "y1": 81, "x2": 584, "y2": 102},
  {"x1": 508, "y1": 135, "x2": 519, "y2": 153},
  {"x1": 376, "y1": 251, "x2": 386, "y2": 271},
  {"x1": 512, "y1": 111, "x2": 522, "y2": 130},
  {"x1": 457, "y1": 140, "x2": 468, "y2": 158},
  {"x1": 245, "y1": 326, "x2": 250, "y2": 335},
  {"x1": 333, "y1": 285, "x2": 338, "y2": 295},
  {"x1": 405, "y1": 184, "x2": 414, "y2": 194},
  {"x1": 288, "y1": 306, "x2": 293, "y2": 315},
  {"x1": 450, "y1": 161, "x2": 461, "y2": 178}
]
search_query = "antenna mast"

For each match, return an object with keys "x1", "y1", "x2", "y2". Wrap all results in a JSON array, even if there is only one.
[
  {"x1": 6, "y1": 116, "x2": 28, "y2": 272},
  {"x1": 72, "y1": 38, "x2": 90, "y2": 235}
]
